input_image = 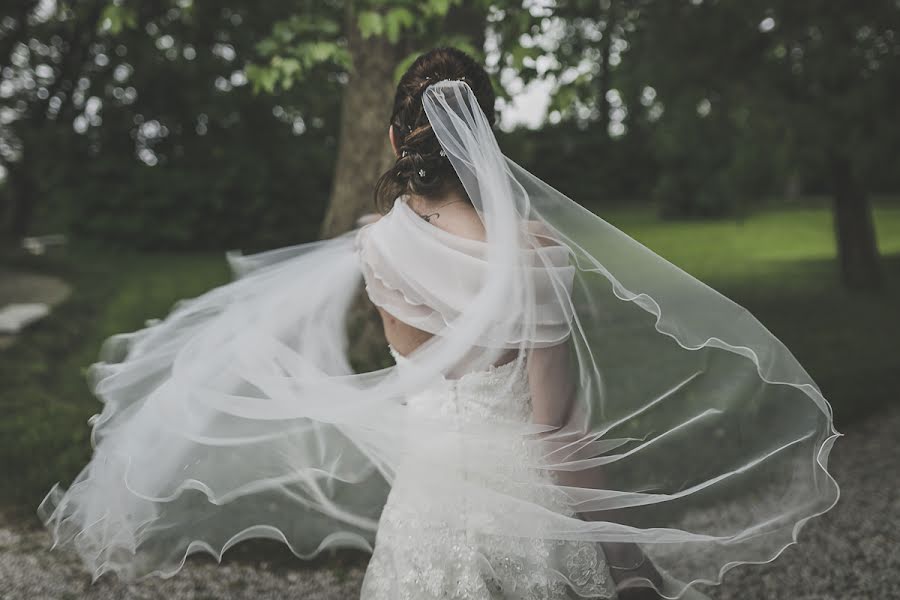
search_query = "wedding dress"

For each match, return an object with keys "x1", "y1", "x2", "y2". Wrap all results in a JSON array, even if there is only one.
[
  {"x1": 360, "y1": 346, "x2": 616, "y2": 600},
  {"x1": 38, "y1": 80, "x2": 839, "y2": 599}
]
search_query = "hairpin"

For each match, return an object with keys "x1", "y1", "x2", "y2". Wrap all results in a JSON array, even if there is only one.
[
  {"x1": 418, "y1": 168, "x2": 426, "y2": 178},
  {"x1": 438, "y1": 149, "x2": 446, "y2": 157}
]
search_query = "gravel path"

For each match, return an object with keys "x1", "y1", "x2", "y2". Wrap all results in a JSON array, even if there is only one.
[
  {"x1": 1, "y1": 406, "x2": 896, "y2": 600},
  {"x1": 707, "y1": 404, "x2": 899, "y2": 600}
]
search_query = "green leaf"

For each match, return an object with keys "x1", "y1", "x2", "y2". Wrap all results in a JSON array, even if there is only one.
[
  {"x1": 423, "y1": 0, "x2": 452, "y2": 18},
  {"x1": 259, "y1": 71, "x2": 278, "y2": 94},
  {"x1": 274, "y1": 56, "x2": 302, "y2": 78},
  {"x1": 272, "y1": 20, "x2": 296, "y2": 44},
  {"x1": 384, "y1": 7, "x2": 415, "y2": 43},
  {"x1": 98, "y1": 5, "x2": 137, "y2": 35},
  {"x1": 357, "y1": 11, "x2": 384, "y2": 39},
  {"x1": 244, "y1": 63, "x2": 264, "y2": 94},
  {"x1": 255, "y1": 38, "x2": 279, "y2": 57},
  {"x1": 284, "y1": 14, "x2": 341, "y2": 36},
  {"x1": 509, "y1": 44, "x2": 543, "y2": 70}
]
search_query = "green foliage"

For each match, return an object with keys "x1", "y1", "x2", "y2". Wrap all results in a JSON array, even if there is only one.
[
  {"x1": 421, "y1": 0, "x2": 453, "y2": 18},
  {"x1": 383, "y1": 7, "x2": 415, "y2": 43},
  {"x1": 61, "y1": 131, "x2": 334, "y2": 250},
  {"x1": 356, "y1": 0, "x2": 464, "y2": 41},
  {"x1": 647, "y1": 99, "x2": 741, "y2": 218},
  {"x1": 97, "y1": 4, "x2": 137, "y2": 35},
  {"x1": 356, "y1": 10, "x2": 385, "y2": 39},
  {"x1": 246, "y1": 0, "x2": 489, "y2": 93},
  {"x1": 249, "y1": 42, "x2": 350, "y2": 94},
  {"x1": 508, "y1": 44, "x2": 544, "y2": 72},
  {"x1": 622, "y1": 1, "x2": 900, "y2": 215},
  {"x1": 247, "y1": 8, "x2": 349, "y2": 94},
  {"x1": 15, "y1": 2, "x2": 343, "y2": 249}
]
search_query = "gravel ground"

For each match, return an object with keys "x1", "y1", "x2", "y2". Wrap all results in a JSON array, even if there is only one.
[
  {"x1": 707, "y1": 404, "x2": 899, "y2": 600},
  {"x1": 1, "y1": 405, "x2": 896, "y2": 600}
]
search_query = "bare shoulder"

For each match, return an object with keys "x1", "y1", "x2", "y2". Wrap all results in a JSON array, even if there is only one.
[
  {"x1": 426, "y1": 201, "x2": 486, "y2": 242},
  {"x1": 427, "y1": 204, "x2": 561, "y2": 248}
]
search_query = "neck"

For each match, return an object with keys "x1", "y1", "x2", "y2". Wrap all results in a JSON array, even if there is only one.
[{"x1": 406, "y1": 187, "x2": 469, "y2": 211}]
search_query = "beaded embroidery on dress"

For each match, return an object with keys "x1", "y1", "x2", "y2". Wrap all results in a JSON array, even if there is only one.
[{"x1": 359, "y1": 347, "x2": 617, "y2": 600}]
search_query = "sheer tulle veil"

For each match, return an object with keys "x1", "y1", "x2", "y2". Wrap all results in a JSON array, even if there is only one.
[{"x1": 39, "y1": 80, "x2": 840, "y2": 598}]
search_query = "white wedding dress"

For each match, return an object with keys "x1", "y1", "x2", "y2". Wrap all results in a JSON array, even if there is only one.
[
  {"x1": 37, "y1": 81, "x2": 838, "y2": 600},
  {"x1": 360, "y1": 347, "x2": 617, "y2": 600}
]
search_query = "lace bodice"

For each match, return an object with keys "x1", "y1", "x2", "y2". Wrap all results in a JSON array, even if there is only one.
[
  {"x1": 360, "y1": 346, "x2": 617, "y2": 600},
  {"x1": 388, "y1": 345, "x2": 533, "y2": 424}
]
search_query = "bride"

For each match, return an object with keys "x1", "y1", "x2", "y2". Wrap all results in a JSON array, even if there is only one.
[{"x1": 39, "y1": 48, "x2": 840, "y2": 599}]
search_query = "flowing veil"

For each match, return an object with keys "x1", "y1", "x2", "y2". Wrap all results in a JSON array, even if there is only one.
[{"x1": 39, "y1": 80, "x2": 839, "y2": 599}]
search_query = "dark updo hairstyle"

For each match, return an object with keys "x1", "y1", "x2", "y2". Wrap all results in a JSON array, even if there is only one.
[{"x1": 373, "y1": 47, "x2": 496, "y2": 213}]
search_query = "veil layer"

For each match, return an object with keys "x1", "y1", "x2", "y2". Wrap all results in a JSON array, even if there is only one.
[{"x1": 39, "y1": 80, "x2": 839, "y2": 598}]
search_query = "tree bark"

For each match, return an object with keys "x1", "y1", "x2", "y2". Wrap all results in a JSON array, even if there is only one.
[
  {"x1": 830, "y1": 154, "x2": 882, "y2": 291},
  {"x1": 323, "y1": 3, "x2": 491, "y2": 369},
  {"x1": 319, "y1": 2, "x2": 490, "y2": 238},
  {"x1": 321, "y1": 3, "x2": 412, "y2": 369},
  {"x1": 319, "y1": 3, "x2": 408, "y2": 238}
]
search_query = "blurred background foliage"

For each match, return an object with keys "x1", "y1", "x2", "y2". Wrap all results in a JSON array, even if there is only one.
[
  {"x1": 1, "y1": 0, "x2": 899, "y2": 510},
  {"x1": 1, "y1": 1, "x2": 340, "y2": 248},
  {"x1": 1, "y1": 2, "x2": 898, "y2": 276}
]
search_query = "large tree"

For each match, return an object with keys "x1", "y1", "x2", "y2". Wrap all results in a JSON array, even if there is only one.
[
  {"x1": 244, "y1": 0, "x2": 499, "y2": 368},
  {"x1": 246, "y1": 0, "x2": 556, "y2": 237},
  {"x1": 766, "y1": 0, "x2": 898, "y2": 291},
  {"x1": 247, "y1": 0, "x2": 661, "y2": 237},
  {"x1": 623, "y1": 0, "x2": 899, "y2": 291}
]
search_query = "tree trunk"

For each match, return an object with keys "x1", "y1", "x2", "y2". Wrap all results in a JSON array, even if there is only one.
[
  {"x1": 830, "y1": 154, "x2": 882, "y2": 291},
  {"x1": 320, "y1": 3, "x2": 411, "y2": 369},
  {"x1": 319, "y1": 4, "x2": 408, "y2": 238},
  {"x1": 320, "y1": 2, "x2": 489, "y2": 238},
  {"x1": 323, "y1": 4, "x2": 491, "y2": 369}
]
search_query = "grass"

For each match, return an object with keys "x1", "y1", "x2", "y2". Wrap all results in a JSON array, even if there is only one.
[
  {"x1": 1, "y1": 202, "x2": 899, "y2": 519},
  {"x1": 599, "y1": 203, "x2": 900, "y2": 428},
  {"x1": 0, "y1": 245, "x2": 230, "y2": 514},
  {"x1": 601, "y1": 203, "x2": 900, "y2": 287}
]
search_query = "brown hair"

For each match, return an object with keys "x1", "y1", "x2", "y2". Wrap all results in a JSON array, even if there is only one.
[{"x1": 373, "y1": 47, "x2": 496, "y2": 213}]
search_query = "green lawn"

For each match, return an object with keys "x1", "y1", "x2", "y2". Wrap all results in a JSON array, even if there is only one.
[
  {"x1": 602, "y1": 204, "x2": 900, "y2": 287},
  {"x1": 1, "y1": 203, "x2": 899, "y2": 515},
  {"x1": 601, "y1": 203, "x2": 900, "y2": 433},
  {"x1": 0, "y1": 247, "x2": 230, "y2": 513}
]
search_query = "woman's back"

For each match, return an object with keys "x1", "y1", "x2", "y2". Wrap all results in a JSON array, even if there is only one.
[{"x1": 369, "y1": 191, "x2": 488, "y2": 359}]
